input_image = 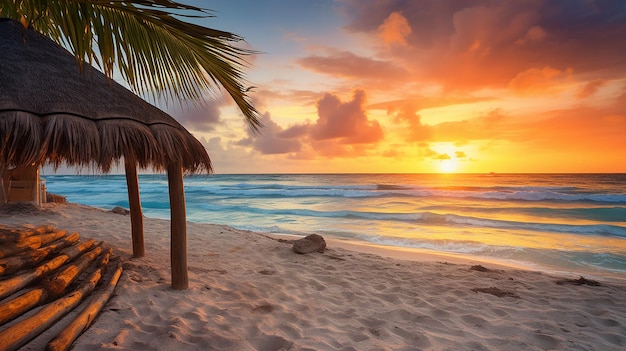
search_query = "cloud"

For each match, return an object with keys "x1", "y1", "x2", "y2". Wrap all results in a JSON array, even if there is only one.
[
  {"x1": 520, "y1": 105, "x2": 626, "y2": 151},
  {"x1": 369, "y1": 94, "x2": 494, "y2": 112},
  {"x1": 515, "y1": 25, "x2": 546, "y2": 45},
  {"x1": 508, "y1": 66, "x2": 572, "y2": 95},
  {"x1": 389, "y1": 105, "x2": 433, "y2": 142},
  {"x1": 378, "y1": 12, "x2": 412, "y2": 46},
  {"x1": 312, "y1": 90, "x2": 384, "y2": 144},
  {"x1": 236, "y1": 112, "x2": 303, "y2": 154},
  {"x1": 297, "y1": 50, "x2": 407, "y2": 80},
  {"x1": 340, "y1": 0, "x2": 626, "y2": 90},
  {"x1": 577, "y1": 80, "x2": 606, "y2": 99},
  {"x1": 201, "y1": 136, "x2": 280, "y2": 174},
  {"x1": 279, "y1": 124, "x2": 310, "y2": 139},
  {"x1": 235, "y1": 90, "x2": 384, "y2": 159},
  {"x1": 166, "y1": 99, "x2": 222, "y2": 132},
  {"x1": 432, "y1": 109, "x2": 509, "y2": 142}
]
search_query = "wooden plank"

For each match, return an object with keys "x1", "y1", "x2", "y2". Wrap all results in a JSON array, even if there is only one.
[{"x1": 46, "y1": 262, "x2": 123, "y2": 351}]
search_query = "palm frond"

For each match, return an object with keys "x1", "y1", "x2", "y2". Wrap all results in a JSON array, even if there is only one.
[{"x1": 0, "y1": 0, "x2": 262, "y2": 131}]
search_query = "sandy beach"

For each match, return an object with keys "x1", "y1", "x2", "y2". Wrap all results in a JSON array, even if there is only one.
[{"x1": 2, "y1": 202, "x2": 625, "y2": 351}]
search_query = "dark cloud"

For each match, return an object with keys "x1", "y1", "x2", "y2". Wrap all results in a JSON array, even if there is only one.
[
  {"x1": 279, "y1": 124, "x2": 310, "y2": 139},
  {"x1": 340, "y1": 0, "x2": 626, "y2": 90}
]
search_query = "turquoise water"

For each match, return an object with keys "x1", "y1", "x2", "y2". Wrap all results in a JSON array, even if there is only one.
[{"x1": 44, "y1": 173, "x2": 626, "y2": 281}]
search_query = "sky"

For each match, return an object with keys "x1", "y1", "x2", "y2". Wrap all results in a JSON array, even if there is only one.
[{"x1": 51, "y1": 0, "x2": 626, "y2": 174}]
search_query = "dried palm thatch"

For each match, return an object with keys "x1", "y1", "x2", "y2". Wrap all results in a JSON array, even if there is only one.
[
  {"x1": 1, "y1": 17, "x2": 210, "y2": 290},
  {"x1": 0, "y1": 18, "x2": 211, "y2": 173}
]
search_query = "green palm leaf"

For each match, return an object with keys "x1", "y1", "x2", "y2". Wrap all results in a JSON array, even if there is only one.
[{"x1": 0, "y1": 0, "x2": 262, "y2": 131}]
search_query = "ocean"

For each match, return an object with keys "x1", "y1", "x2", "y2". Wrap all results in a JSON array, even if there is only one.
[{"x1": 43, "y1": 173, "x2": 626, "y2": 281}]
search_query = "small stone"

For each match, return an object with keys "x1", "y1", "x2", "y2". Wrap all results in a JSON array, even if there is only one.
[
  {"x1": 292, "y1": 234, "x2": 326, "y2": 254},
  {"x1": 46, "y1": 193, "x2": 66, "y2": 203},
  {"x1": 111, "y1": 206, "x2": 130, "y2": 215}
]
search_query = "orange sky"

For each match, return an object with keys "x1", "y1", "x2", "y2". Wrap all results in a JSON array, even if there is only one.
[{"x1": 161, "y1": 0, "x2": 626, "y2": 174}]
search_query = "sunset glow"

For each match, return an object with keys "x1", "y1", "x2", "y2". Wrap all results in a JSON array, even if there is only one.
[
  {"x1": 159, "y1": 0, "x2": 626, "y2": 174},
  {"x1": 439, "y1": 159, "x2": 457, "y2": 174}
]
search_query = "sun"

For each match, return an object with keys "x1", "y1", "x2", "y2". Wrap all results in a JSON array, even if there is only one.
[{"x1": 439, "y1": 159, "x2": 458, "y2": 173}]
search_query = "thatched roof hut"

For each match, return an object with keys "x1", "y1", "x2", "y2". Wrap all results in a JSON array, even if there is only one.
[{"x1": 0, "y1": 18, "x2": 212, "y2": 289}]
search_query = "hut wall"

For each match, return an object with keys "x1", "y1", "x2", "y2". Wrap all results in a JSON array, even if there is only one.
[{"x1": 3, "y1": 164, "x2": 43, "y2": 206}]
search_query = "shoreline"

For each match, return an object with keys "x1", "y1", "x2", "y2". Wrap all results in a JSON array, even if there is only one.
[
  {"x1": 42, "y1": 173, "x2": 626, "y2": 286},
  {"x1": 2, "y1": 202, "x2": 626, "y2": 350},
  {"x1": 267, "y1": 233, "x2": 532, "y2": 270},
  {"x1": 261, "y1": 233, "x2": 626, "y2": 284},
  {"x1": 43, "y1": 200, "x2": 626, "y2": 283}
]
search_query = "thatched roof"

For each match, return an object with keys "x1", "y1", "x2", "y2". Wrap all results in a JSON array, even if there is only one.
[{"x1": 0, "y1": 18, "x2": 211, "y2": 173}]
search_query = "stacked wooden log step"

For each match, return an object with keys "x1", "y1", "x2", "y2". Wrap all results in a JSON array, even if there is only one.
[{"x1": 0, "y1": 225, "x2": 122, "y2": 351}]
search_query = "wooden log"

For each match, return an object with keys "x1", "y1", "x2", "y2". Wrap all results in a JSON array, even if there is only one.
[
  {"x1": 167, "y1": 162, "x2": 188, "y2": 290},
  {"x1": 0, "y1": 230, "x2": 69, "y2": 261},
  {"x1": 0, "y1": 230, "x2": 67, "y2": 260},
  {"x1": 0, "y1": 232, "x2": 80, "y2": 276},
  {"x1": 38, "y1": 230, "x2": 68, "y2": 246},
  {"x1": 0, "y1": 239, "x2": 95, "y2": 300},
  {"x1": 125, "y1": 159, "x2": 145, "y2": 258},
  {"x1": 0, "y1": 257, "x2": 108, "y2": 351},
  {"x1": 0, "y1": 288, "x2": 47, "y2": 325},
  {"x1": 0, "y1": 236, "x2": 43, "y2": 259},
  {"x1": 46, "y1": 262, "x2": 123, "y2": 351},
  {"x1": 0, "y1": 225, "x2": 56, "y2": 243},
  {"x1": 0, "y1": 228, "x2": 24, "y2": 243},
  {"x1": 42, "y1": 245, "x2": 106, "y2": 299},
  {"x1": 0, "y1": 247, "x2": 110, "y2": 326}
]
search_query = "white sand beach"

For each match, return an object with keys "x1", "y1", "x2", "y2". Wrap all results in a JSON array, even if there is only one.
[{"x1": 2, "y1": 202, "x2": 625, "y2": 351}]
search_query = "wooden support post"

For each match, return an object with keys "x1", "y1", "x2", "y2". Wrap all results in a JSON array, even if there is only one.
[
  {"x1": 0, "y1": 161, "x2": 7, "y2": 204},
  {"x1": 167, "y1": 162, "x2": 188, "y2": 290},
  {"x1": 125, "y1": 159, "x2": 145, "y2": 258}
]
